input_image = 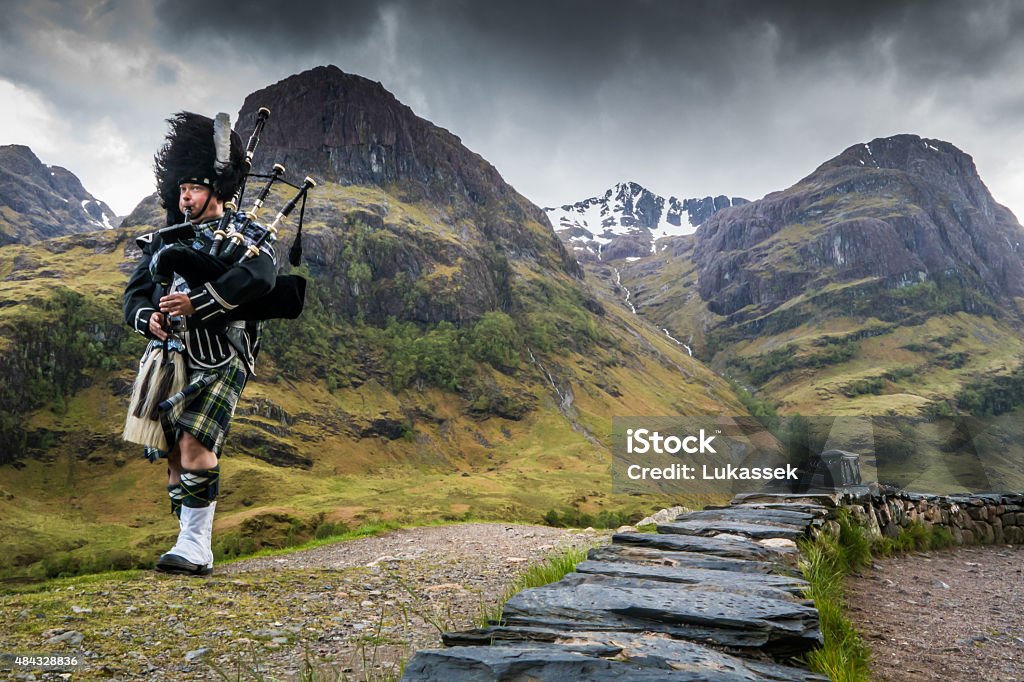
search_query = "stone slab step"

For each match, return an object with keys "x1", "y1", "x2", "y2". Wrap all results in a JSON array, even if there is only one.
[
  {"x1": 574, "y1": 560, "x2": 808, "y2": 598},
  {"x1": 500, "y1": 573, "x2": 821, "y2": 654},
  {"x1": 730, "y1": 493, "x2": 839, "y2": 508},
  {"x1": 612, "y1": 532, "x2": 791, "y2": 561},
  {"x1": 402, "y1": 645, "x2": 710, "y2": 681},
  {"x1": 704, "y1": 502, "x2": 834, "y2": 518},
  {"x1": 588, "y1": 545, "x2": 779, "y2": 574},
  {"x1": 657, "y1": 520, "x2": 807, "y2": 541},
  {"x1": 677, "y1": 507, "x2": 818, "y2": 528},
  {"x1": 425, "y1": 630, "x2": 828, "y2": 681}
]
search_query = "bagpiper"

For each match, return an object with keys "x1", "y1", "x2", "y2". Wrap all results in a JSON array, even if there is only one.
[{"x1": 122, "y1": 111, "x2": 275, "y2": 576}]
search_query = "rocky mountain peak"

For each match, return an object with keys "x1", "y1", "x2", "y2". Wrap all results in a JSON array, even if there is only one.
[
  {"x1": 694, "y1": 134, "x2": 1024, "y2": 319},
  {"x1": 230, "y1": 65, "x2": 578, "y2": 277},
  {"x1": 818, "y1": 134, "x2": 1000, "y2": 221},
  {"x1": 547, "y1": 180, "x2": 746, "y2": 262},
  {"x1": 235, "y1": 66, "x2": 524, "y2": 211},
  {"x1": 0, "y1": 145, "x2": 118, "y2": 245}
]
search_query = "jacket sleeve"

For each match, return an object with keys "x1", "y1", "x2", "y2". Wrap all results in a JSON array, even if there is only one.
[
  {"x1": 187, "y1": 244, "x2": 277, "y2": 325},
  {"x1": 123, "y1": 232, "x2": 160, "y2": 339}
]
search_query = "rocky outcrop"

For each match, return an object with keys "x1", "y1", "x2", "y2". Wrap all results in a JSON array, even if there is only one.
[
  {"x1": 682, "y1": 195, "x2": 748, "y2": 226},
  {"x1": 298, "y1": 209, "x2": 509, "y2": 324},
  {"x1": 694, "y1": 135, "x2": 1024, "y2": 319},
  {"x1": 0, "y1": 145, "x2": 118, "y2": 244},
  {"x1": 118, "y1": 192, "x2": 163, "y2": 228}
]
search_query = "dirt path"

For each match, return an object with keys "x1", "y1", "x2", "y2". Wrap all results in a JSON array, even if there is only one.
[
  {"x1": 0, "y1": 523, "x2": 608, "y2": 681},
  {"x1": 845, "y1": 544, "x2": 1024, "y2": 682}
]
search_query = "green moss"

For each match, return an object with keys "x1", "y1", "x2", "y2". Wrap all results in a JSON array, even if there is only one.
[
  {"x1": 871, "y1": 521, "x2": 955, "y2": 556},
  {"x1": 730, "y1": 337, "x2": 860, "y2": 385},
  {"x1": 0, "y1": 287, "x2": 132, "y2": 463},
  {"x1": 954, "y1": 357, "x2": 1024, "y2": 416},
  {"x1": 541, "y1": 508, "x2": 636, "y2": 529}
]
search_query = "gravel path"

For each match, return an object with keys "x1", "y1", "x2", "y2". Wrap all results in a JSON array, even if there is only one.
[
  {"x1": 845, "y1": 544, "x2": 1024, "y2": 682},
  {"x1": 1, "y1": 523, "x2": 607, "y2": 681}
]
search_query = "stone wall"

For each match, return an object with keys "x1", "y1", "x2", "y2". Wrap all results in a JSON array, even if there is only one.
[{"x1": 843, "y1": 492, "x2": 1024, "y2": 546}]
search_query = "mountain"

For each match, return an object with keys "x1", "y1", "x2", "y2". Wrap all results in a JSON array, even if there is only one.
[
  {"x1": 596, "y1": 134, "x2": 1024, "y2": 494},
  {"x1": 694, "y1": 135, "x2": 1024, "y2": 319},
  {"x1": 546, "y1": 181, "x2": 746, "y2": 262},
  {"x1": 0, "y1": 66, "x2": 744, "y2": 580},
  {"x1": 0, "y1": 145, "x2": 118, "y2": 245},
  {"x1": 239, "y1": 66, "x2": 581, "y2": 283},
  {"x1": 613, "y1": 134, "x2": 1024, "y2": 419}
]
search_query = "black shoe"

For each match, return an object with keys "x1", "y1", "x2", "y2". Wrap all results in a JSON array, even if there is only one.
[{"x1": 155, "y1": 552, "x2": 213, "y2": 576}]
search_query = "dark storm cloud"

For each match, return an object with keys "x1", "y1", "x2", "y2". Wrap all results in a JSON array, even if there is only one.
[
  {"x1": 2, "y1": 0, "x2": 1023, "y2": 216},
  {"x1": 2, "y1": 0, "x2": 156, "y2": 46},
  {"x1": 154, "y1": 0, "x2": 391, "y2": 51},
  {"x1": 0, "y1": 1, "x2": 162, "y2": 112},
  {"x1": 401, "y1": 0, "x2": 1024, "y2": 95},
  {"x1": 137, "y1": 0, "x2": 1024, "y2": 150},
  {"x1": 143, "y1": 0, "x2": 1024, "y2": 90}
]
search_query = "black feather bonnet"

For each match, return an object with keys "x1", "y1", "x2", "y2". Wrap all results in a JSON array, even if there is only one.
[{"x1": 154, "y1": 111, "x2": 244, "y2": 225}]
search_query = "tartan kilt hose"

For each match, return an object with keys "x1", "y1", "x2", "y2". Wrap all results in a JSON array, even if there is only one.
[{"x1": 144, "y1": 354, "x2": 248, "y2": 461}]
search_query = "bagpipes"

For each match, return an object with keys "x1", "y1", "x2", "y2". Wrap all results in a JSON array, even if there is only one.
[
  {"x1": 151, "y1": 107, "x2": 317, "y2": 321},
  {"x1": 123, "y1": 107, "x2": 315, "y2": 451}
]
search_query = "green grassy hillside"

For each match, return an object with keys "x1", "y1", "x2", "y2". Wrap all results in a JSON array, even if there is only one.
[{"x1": 0, "y1": 184, "x2": 742, "y2": 580}]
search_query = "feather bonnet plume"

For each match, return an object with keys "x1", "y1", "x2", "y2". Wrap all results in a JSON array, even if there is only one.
[{"x1": 154, "y1": 111, "x2": 244, "y2": 225}]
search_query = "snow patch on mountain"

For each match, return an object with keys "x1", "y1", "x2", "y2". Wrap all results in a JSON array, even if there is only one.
[{"x1": 546, "y1": 181, "x2": 746, "y2": 262}]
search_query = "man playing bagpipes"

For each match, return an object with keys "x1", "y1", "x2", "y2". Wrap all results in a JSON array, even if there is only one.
[{"x1": 122, "y1": 110, "x2": 308, "y2": 575}]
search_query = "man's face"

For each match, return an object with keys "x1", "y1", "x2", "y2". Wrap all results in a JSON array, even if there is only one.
[{"x1": 178, "y1": 183, "x2": 222, "y2": 222}]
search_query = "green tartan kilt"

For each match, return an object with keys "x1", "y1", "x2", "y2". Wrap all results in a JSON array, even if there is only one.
[{"x1": 144, "y1": 354, "x2": 249, "y2": 461}]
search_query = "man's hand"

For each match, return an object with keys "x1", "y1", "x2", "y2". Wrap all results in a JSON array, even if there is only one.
[
  {"x1": 159, "y1": 292, "x2": 195, "y2": 317},
  {"x1": 148, "y1": 311, "x2": 168, "y2": 341}
]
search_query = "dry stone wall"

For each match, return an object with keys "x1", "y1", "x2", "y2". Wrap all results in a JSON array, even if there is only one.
[{"x1": 845, "y1": 492, "x2": 1024, "y2": 546}]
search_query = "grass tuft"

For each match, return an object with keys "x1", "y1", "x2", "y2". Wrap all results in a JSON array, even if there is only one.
[
  {"x1": 871, "y1": 520, "x2": 956, "y2": 557},
  {"x1": 480, "y1": 545, "x2": 591, "y2": 626},
  {"x1": 798, "y1": 509, "x2": 872, "y2": 682}
]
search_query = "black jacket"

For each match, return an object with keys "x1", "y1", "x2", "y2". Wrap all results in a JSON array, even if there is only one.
[{"x1": 123, "y1": 220, "x2": 276, "y2": 373}]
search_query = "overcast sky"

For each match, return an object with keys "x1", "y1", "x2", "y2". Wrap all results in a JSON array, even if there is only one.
[{"x1": 2, "y1": 0, "x2": 1023, "y2": 221}]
